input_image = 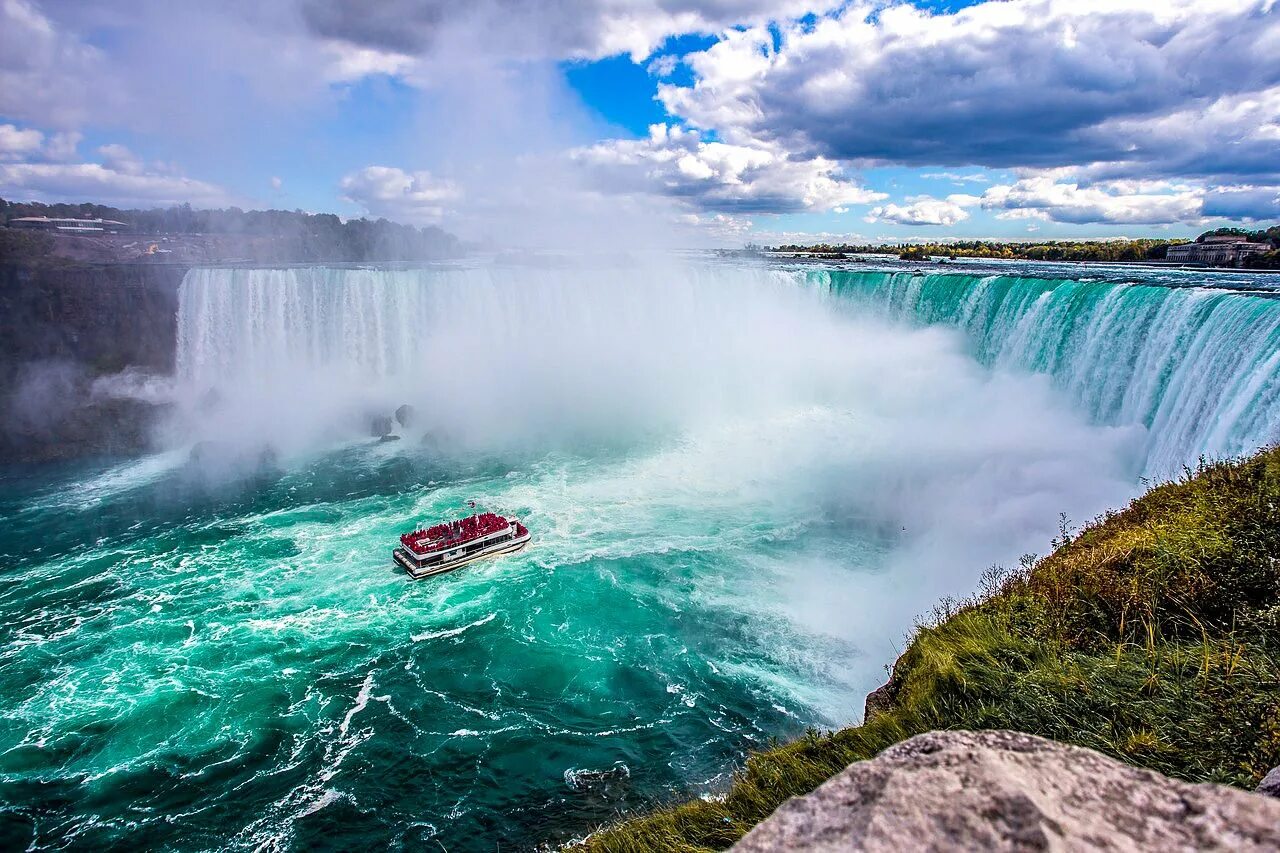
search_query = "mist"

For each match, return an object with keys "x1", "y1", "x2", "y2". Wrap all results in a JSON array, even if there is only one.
[{"x1": 165, "y1": 258, "x2": 1139, "y2": 717}]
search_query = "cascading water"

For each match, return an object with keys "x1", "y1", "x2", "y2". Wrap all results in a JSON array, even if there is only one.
[
  {"x1": 813, "y1": 269, "x2": 1280, "y2": 478},
  {"x1": 176, "y1": 264, "x2": 1280, "y2": 478},
  {"x1": 2, "y1": 258, "x2": 1275, "y2": 851}
]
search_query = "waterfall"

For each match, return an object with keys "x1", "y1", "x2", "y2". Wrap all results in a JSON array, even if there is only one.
[
  {"x1": 815, "y1": 269, "x2": 1280, "y2": 477},
  {"x1": 175, "y1": 264, "x2": 1280, "y2": 478}
]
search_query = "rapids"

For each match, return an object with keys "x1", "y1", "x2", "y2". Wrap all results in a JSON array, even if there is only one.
[{"x1": 1, "y1": 258, "x2": 1277, "y2": 850}]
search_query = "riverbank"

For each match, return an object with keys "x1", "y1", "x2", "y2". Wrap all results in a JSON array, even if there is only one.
[{"x1": 579, "y1": 446, "x2": 1280, "y2": 850}]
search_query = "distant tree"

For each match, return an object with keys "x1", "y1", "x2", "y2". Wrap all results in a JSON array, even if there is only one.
[
  {"x1": 0, "y1": 227, "x2": 54, "y2": 262},
  {"x1": 0, "y1": 196, "x2": 461, "y2": 261}
]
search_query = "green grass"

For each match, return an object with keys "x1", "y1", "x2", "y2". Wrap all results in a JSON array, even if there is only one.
[{"x1": 579, "y1": 449, "x2": 1280, "y2": 852}]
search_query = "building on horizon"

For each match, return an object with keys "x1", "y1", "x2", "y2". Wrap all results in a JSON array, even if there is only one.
[
  {"x1": 1166, "y1": 235, "x2": 1268, "y2": 267},
  {"x1": 7, "y1": 216, "x2": 129, "y2": 234}
]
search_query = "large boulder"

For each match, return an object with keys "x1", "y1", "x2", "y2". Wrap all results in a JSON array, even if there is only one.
[
  {"x1": 733, "y1": 730, "x2": 1280, "y2": 852},
  {"x1": 1258, "y1": 766, "x2": 1280, "y2": 798}
]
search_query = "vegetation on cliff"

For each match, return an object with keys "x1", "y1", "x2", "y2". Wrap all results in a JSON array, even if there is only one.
[
  {"x1": 0, "y1": 197, "x2": 460, "y2": 262},
  {"x1": 776, "y1": 238, "x2": 1183, "y2": 262},
  {"x1": 581, "y1": 447, "x2": 1280, "y2": 851},
  {"x1": 774, "y1": 227, "x2": 1280, "y2": 265}
]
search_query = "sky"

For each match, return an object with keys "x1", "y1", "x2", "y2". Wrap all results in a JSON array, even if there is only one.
[{"x1": 1, "y1": 0, "x2": 1278, "y2": 245}]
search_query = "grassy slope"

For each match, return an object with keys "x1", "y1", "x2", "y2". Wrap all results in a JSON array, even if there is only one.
[{"x1": 581, "y1": 449, "x2": 1280, "y2": 852}]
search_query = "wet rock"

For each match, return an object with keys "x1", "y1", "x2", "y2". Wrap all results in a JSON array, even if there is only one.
[
  {"x1": 564, "y1": 763, "x2": 631, "y2": 803},
  {"x1": 862, "y1": 681, "x2": 896, "y2": 723},
  {"x1": 395, "y1": 403, "x2": 416, "y2": 428},
  {"x1": 378, "y1": 434, "x2": 401, "y2": 443},
  {"x1": 733, "y1": 730, "x2": 1280, "y2": 852},
  {"x1": 1258, "y1": 766, "x2": 1280, "y2": 798},
  {"x1": 370, "y1": 415, "x2": 394, "y2": 438}
]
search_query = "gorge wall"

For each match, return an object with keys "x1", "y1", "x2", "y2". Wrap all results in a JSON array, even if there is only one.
[{"x1": 0, "y1": 261, "x2": 186, "y2": 462}]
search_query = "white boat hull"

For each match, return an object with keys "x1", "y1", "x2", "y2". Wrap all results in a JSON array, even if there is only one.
[{"x1": 394, "y1": 529, "x2": 531, "y2": 579}]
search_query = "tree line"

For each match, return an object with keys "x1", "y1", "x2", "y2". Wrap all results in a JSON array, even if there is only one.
[
  {"x1": 0, "y1": 198, "x2": 461, "y2": 262},
  {"x1": 773, "y1": 227, "x2": 1280, "y2": 268}
]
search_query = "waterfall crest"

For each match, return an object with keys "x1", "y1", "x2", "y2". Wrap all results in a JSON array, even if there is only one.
[
  {"x1": 176, "y1": 264, "x2": 1280, "y2": 477},
  {"x1": 816, "y1": 270, "x2": 1280, "y2": 477}
]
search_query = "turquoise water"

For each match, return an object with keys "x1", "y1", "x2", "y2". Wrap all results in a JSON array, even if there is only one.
[{"x1": 2, "y1": 260, "x2": 1278, "y2": 849}]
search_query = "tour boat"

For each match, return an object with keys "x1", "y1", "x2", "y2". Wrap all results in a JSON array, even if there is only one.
[{"x1": 394, "y1": 511, "x2": 531, "y2": 579}]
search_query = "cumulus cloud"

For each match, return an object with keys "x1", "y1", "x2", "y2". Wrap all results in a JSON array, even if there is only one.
[
  {"x1": 574, "y1": 123, "x2": 884, "y2": 214},
  {"x1": 1069, "y1": 86, "x2": 1280, "y2": 186},
  {"x1": 339, "y1": 166, "x2": 461, "y2": 224},
  {"x1": 980, "y1": 176, "x2": 1205, "y2": 225},
  {"x1": 865, "y1": 195, "x2": 978, "y2": 227},
  {"x1": 0, "y1": 123, "x2": 43, "y2": 160},
  {"x1": 1201, "y1": 186, "x2": 1280, "y2": 222},
  {"x1": 0, "y1": 161, "x2": 233, "y2": 207},
  {"x1": 0, "y1": 0, "x2": 113, "y2": 128},
  {"x1": 677, "y1": 211, "x2": 754, "y2": 238},
  {"x1": 0, "y1": 123, "x2": 233, "y2": 207},
  {"x1": 659, "y1": 0, "x2": 1280, "y2": 180},
  {"x1": 299, "y1": 0, "x2": 836, "y2": 62},
  {"x1": 96, "y1": 143, "x2": 145, "y2": 176}
]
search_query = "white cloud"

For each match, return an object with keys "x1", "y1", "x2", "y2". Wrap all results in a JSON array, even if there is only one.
[
  {"x1": 980, "y1": 176, "x2": 1206, "y2": 225},
  {"x1": 96, "y1": 143, "x2": 144, "y2": 176},
  {"x1": 300, "y1": 0, "x2": 840, "y2": 62},
  {"x1": 0, "y1": 0, "x2": 112, "y2": 128},
  {"x1": 865, "y1": 195, "x2": 977, "y2": 227},
  {"x1": 574, "y1": 123, "x2": 885, "y2": 215},
  {"x1": 322, "y1": 41, "x2": 417, "y2": 82},
  {"x1": 339, "y1": 166, "x2": 460, "y2": 224},
  {"x1": 0, "y1": 123, "x2": 233, "y2": 207},
  {"x1": 647, "y1": 54, "x2": 679, "y2": 78},
  {"x1": 1201, "y1": 185, "x2": 1280, "y2": 222},
  {"x1": 677, "y1": 211, "x2": 754, "y2": 238},
  {"x1": 0, "y1": 123, "x2": 43, "y2": 160},
  {"x1": 0, "y1": 161, "x2": 233, "y2": 208},
  {"x1": 921, "y1": 172, "x2": 992, "y2": 184},
  {"x1": 658, "y1": 0, "x2": 1280, "y2": 180}
]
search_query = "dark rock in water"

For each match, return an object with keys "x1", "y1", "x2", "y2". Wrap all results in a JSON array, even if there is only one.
[
  {"x1": 732, "y1": 730, "x2": 1280, "y2": 852},
  {"x1": 370, "y1": 415, "x2": 394, "y2": 437},
  {"x1": 1259, "y1": 766, "x2": 1280, "y2": 798},
  {"x1": 378, "y1": 434, "x2": 401, "y2": 443},
  {"x1": 564, "y1": 763, "x2": 631, "y2": 801},
  {"x1": 395, "y1": 404, "x2": 415, "y2": 428}
]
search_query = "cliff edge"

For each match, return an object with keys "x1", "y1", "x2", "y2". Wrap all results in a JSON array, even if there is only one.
[
  {"x1": 734, "y1": 730, "x2": 1280, "y2": 852},
  {"x1": 580, "y1": 447, "x2": 1280, "y2": 851}
]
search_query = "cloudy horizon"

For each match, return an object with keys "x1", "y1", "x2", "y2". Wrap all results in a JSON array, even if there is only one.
[{"x1": 1, "y1": 0, "x2": 1278, "y2": 244}]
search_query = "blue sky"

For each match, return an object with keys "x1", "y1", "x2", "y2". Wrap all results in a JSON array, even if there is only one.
[{"x1": 1, "y1": 0, "x2": 1277, "y2": 245}]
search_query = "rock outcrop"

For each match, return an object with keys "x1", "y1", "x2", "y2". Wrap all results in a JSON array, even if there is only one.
[
  {"x1": 862, "y1": 655, "x2": 905, "y2": 722},
  {"x1": 1259, "y1": 766, "x2": 1280, "y2": 798},
  {"x1": 733, "y1": 730, "x2": 1280, "y2": 852},
  {"x1": 0, "y1": 261, "x2": 185, "y2": 463}
]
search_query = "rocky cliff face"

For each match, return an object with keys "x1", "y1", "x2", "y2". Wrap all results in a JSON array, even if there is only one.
[
  {"x1": 0, "y1": 261, "x2": 186, "y2": 463},
  {"x1": 733, "y1": 730, "x2": 1280, "y2": 852}
]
